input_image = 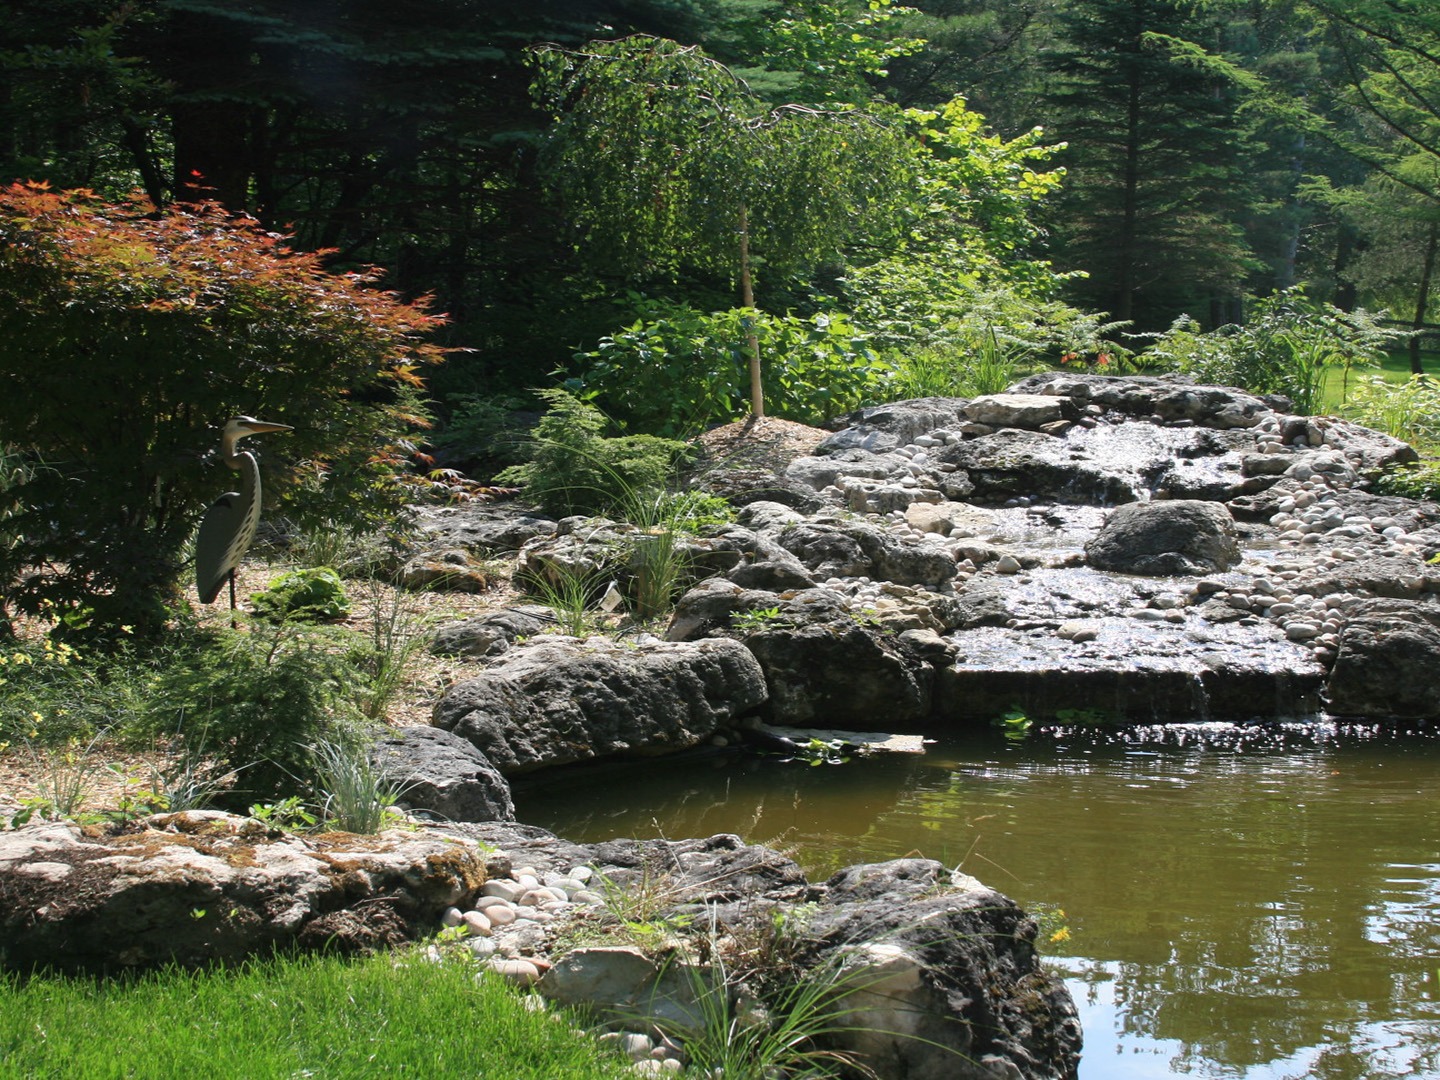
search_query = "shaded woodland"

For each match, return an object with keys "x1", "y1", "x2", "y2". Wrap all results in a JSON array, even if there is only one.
[{"x1": 5, "y1": 0, "x2": 1440, "y2": 407}]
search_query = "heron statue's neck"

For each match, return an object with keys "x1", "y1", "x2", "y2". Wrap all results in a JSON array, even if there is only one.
[{"x1": 220, "y1": 431, "x2": 252, "y2": 470}]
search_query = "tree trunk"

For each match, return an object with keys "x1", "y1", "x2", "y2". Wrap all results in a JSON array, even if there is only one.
[
  {"x1": 1115, "y1": 66, "x2": 1142, "y2": 325},
  {"x1": 1411, "y1": 221, "x2": 1438, "y2": 376},
  {"x1": 739, "y1": 205, "x2": 764, "y2": 418}
]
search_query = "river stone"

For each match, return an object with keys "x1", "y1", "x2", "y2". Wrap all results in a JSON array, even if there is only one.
[
  {"x1": 735, "y1": 590, "x2": 933, "y2": 727},
  {"x1": 773, "y1": 520, "x2": 957, "y2": 587},
  {"x1": 430, "y1": 606, "x2": 553, "y2": 659},
  {"x1": 539, "y1": 947, "x2": 710, "y2": 1035},
  {"x1": 410, "y1": 503, "x2": 557, "y2": 553},
  {"x1": 0, "y1": 813, "x2": 487, "y2": 972},
  {"x1": 432, "y1": 637, "x2": 768, "y2": 773},
  {"x1": 1085, "y1": 499, "x2": 1241, "y2": 575},
  {"x1": 371, "y1": 727, "x2": 516, "y2": 823},
  {"x1": 824, "y1": 398, "x2": 970, "y2": 449},
  {"x1": 904, "y1": 500, "x2": 998, "y2": 537}
]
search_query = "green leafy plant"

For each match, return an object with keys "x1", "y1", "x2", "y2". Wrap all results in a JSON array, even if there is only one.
[
  {"x1": 1142, "y1": 291, "x2": 1401, "y2": 415},
  {"x1": 1373, "y1": 460, "x2": 1440, "y2": 502},
  {"x1": 247, "y1": 795, "x2": 319, "y2": 832},
  {"x1": 994, "y1": 707, "x2": 1033, "y2": 742},
  {"x1": 730, "y1": 606, "x2": 790, "y2": 633},
  {"x1": 249, "y1": 567, "x2": 352, "y2": 623},
  {"x1": 577, "y1": 299, "x2": 887, "y2": 435},
  {"x1": 1344, "y1": 374, "x2": 1440, "y2": 450},
  {"x1": 147, "y1": 623, "x2": 363, "y2": 805}
]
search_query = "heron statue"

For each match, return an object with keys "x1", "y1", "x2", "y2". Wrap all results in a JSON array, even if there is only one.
[{"x1": 196, "y1": 416, "x2": 293, "y2": 607}]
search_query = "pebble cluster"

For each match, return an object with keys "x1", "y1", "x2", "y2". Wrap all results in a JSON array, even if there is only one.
[
  {"x1": 432, "y1": 863, "x2": 690, "y2": 1075},
  {"x1": 437, "y1": 862, "x2": 602, "y2": 984}
]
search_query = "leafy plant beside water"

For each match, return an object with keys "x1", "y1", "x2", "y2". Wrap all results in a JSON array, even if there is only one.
[
  {"x1": 1344, "y1": 373, "x2": 1440, "y2": 450},
  {"x1": 1143, "y1": 291, "x2": 1400, "y2": 414}
]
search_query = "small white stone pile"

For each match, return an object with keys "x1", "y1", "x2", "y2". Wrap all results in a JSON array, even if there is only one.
[
  {"x1": 433, "y1": 862, "x2": 694, "y2": 1075},
  {"x1": 437, "y1": 862, "x2": 602, "y2": 985}
]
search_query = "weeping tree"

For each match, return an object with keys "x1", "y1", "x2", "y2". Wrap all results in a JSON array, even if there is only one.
[{"x1": 528, "y1": 35, "x2": 915, "y2": 419}]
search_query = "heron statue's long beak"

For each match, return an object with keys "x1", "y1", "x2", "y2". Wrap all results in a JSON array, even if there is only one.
[{"x1": 234, "y1": 417, "x2": 293, "y2": 435}]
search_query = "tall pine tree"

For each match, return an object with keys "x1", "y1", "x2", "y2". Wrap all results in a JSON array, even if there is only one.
[{"x1": 1042, "y1": 0, "x2": 1252, "y2": 330}]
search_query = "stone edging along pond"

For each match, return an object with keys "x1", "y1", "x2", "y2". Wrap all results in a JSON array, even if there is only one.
[{"x1": 7, "y1": 374, "x2": 1440, "y2": 1080}]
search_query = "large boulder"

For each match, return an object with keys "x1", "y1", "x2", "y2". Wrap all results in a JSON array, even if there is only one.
[
  {"x1": 729, "y1": 590, "x2": 933, "y2": 727},
  {"x1": 371, "y1": 727, "x2": 516, "y2": 823},
  {"x1": 1324, "y1": 599, "x2": 1440, "y2": 717},
  {"x1": 771, "y1": 519, "x2": 958, "y2": 587},
  {"x1": 0, "y1": 812, "x2": 487, "y2": 972},
  {"x1": 807, "y1": 859, "x2": 1083, "y2": 1080},
  {"x1": 432, "y1": 637, "x2": 768, "y2": 773},
  {"x1": 1085, "y1": 499, "x2": 1241, "y2": 575},
  {"x1": 456, "y1": 824, "x2": 1079, "y2": 1080}
]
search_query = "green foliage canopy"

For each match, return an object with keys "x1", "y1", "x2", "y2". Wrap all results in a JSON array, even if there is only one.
[
  {"x1": 0, "y1": 183, "x2": 445, "y2": 637},
  {"x1": 528, "y1": 34, "x2": 916, "y2": 416}
]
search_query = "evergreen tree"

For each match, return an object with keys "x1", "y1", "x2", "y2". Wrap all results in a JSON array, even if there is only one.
[{"x1": 1042, "y1": 0, "x2": 1252, "y2": 330}]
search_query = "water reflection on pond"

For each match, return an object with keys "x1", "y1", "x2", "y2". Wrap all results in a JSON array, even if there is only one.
[{"x1": 515, "y1": 722, "x2": 1440, "y2": 1080}]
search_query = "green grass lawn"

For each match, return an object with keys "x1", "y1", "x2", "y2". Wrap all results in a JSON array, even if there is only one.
[
  {"x1": 0, "y1": 950, "x2": 634, "y2": 1080},
  {"x1": 1318, "y1": 348, "x2": 1437, "y2": 414}
]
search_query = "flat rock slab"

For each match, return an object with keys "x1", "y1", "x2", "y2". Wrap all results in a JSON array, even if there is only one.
[
  {"x1": 938, "y1": 620, "x2": 1324, "y2": 721},
  {"x1": 0, "y1": 812, "x2": 488, "y2": 972}
]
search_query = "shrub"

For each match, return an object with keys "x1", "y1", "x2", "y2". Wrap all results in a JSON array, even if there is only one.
[
  {"x1": 1142, "y1": 291, "x2": 1400, "y2": 414},
  {"x1": 146, "y1": 624, "x2": 364, "y2": 804},
  {"x1": 575, "y1": 298, "x2": 886, "y2": 435},
  {"x1": 495, "y1": 388, "x2": 691, "y2": 517},
  {"x1": 1344, "y1": 374, "x2": 1440, "y2": 450},
  {"x1": 0, "y1": 183, "x2": 446, "y2": 638}
]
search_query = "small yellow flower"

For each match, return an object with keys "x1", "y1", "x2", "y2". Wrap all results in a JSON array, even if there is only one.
[{"x1": 1048, "y1": 927, "x2": 1071, "y2": 944}]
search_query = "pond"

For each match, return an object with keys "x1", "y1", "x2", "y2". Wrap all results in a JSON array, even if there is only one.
[{"x1": 516, "y1": 721, "x2": 1440, "y2": 1080}]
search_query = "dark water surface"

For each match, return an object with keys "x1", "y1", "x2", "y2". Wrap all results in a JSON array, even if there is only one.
[{"x1": 516, "y1": 722, "x2": 1440, "y2": 1080}]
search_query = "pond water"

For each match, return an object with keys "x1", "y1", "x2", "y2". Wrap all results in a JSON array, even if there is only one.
[{"x1": 516, "y1": 722, "x2": 1440, "y2": 1080}]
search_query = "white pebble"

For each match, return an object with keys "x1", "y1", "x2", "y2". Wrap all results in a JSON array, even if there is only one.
[
  {"x1": 485, "y1": 958, "x2": 540, "y2": 987},
  {"x1": 462, "y1": 910, "x2": 492, "y2": 936},
  {"x1": 482, "y1": 879, "x2": 526, "y2": 903}
]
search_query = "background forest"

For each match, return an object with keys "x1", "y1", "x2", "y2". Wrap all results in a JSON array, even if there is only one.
[{"x1": 4, "y1": 0, "x2": 1440, "y2": 430}]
